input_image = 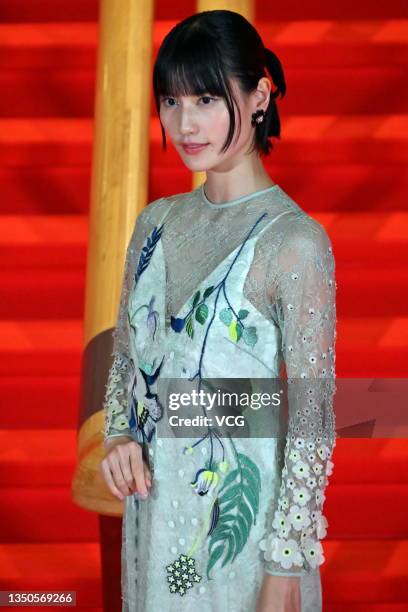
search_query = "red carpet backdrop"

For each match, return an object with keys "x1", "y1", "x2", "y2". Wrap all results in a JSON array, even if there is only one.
[{"x1": 0, "y1": 0, "x2": 407, "y2": 610}]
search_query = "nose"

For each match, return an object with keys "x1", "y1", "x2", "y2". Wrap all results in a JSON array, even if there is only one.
[{"x1": 179, "y1": 106, "x2": 197, "y2": 134}]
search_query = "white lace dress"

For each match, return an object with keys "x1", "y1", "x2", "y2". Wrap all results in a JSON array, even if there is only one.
[{"x1": 103, "y1": 182, "x2": 337, "y2": 611}]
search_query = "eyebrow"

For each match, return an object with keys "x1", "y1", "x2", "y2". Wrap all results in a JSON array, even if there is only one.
[{"x1": 160, "y1": 93, "x2": 211, "y2": 99}]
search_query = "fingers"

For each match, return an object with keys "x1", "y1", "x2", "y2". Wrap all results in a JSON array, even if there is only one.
[
  {"x1": 101, "y1": 453, "x2": 129, "y2": 500},
  {"x1": 143, "y1": 460, "x2": 152, "y2": 489},
  {"x1": 100, "y1": 460, "x2": 126, "y2": 501},
  {"x1": 129, "y1": 443, "x2": 151, "y2": 498},
  {"x1": 100, "y1": 440, "x2": 152, "y2": 501}
]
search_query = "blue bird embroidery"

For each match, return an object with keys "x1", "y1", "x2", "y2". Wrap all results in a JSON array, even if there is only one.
[{"x1": 128, "y1": 355, "x2": 165, "y2": 443}]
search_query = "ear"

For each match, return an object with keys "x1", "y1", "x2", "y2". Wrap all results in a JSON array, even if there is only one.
[{"x1": 254, "y1": 77, "x2": 271, "y2": 109}]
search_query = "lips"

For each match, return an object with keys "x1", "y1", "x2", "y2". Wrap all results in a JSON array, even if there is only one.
[{"x1": 182, "y1": 143, "x2": 209, "y2": 155}]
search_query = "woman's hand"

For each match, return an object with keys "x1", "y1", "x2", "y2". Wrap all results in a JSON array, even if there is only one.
[
  {"x1": 255, "y1": 574, "x2": 301, "y2": 612},
  {"x1": 100, "y1": 435, "x2": 152, "y2": 501}
]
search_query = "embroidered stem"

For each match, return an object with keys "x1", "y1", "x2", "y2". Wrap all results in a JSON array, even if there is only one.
[
  {"x1": 129, "y1": 304, "x2": 148, "y2": 325},
  {"x1": 187, "y1": 494, "x2": 218, "y2": 557},
  {"x1": 189, "y1": 212, "x2": 268, "y2": 387},
  {"x1": 221, "y1": 284, "x2": 247, "y2": 328}
]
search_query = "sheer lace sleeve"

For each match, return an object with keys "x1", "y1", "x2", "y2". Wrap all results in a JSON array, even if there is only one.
[
  {"x1": 259, "y1": 216, "x2": 337, "y2": 576},
  {"x1": 102, "y1": 201, "x2": 162, "y2": 446}
]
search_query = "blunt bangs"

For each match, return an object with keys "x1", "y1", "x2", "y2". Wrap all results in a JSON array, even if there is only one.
[{"x1": 153, "y1": 35, "x2": 241, "y2": 154}]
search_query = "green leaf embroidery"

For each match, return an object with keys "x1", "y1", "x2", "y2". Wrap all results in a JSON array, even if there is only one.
[
  {"x1": 206, "y1": 545, "x2": 224, "y2": 579},
  {"x1": 219, "y1": 308, "x2": 233, "y2": 326},
  {"x1": 218, "y1": 468, "x2": 239, "y2": 490},
  {"x1": 203, "y1": 286, "x2": 215, "y2": 299},
  {"x1": 185, "y1": 312, "x2": 194, "y2": 339},
  {"x1": 237, "y1": 309, "x2": 249, "y2": 320},
  {"x1": 228, "y1": 320, "x2": 243, "y2": 342},
  {"x1": 195, "y1": 303, "x2": 209, "y2": 325},
  {"x1": 228, "y1": 320, "x2": 238, "y2": 342},
  {"x1": 192, "y1": 291, "x2": 201, "y2": 308},
  {"x1": 206, "y1": 452, "x2": 261, "y2": 579},
  {"x1": 242, "y1": 326, "x2": 258, "y2": 347}
]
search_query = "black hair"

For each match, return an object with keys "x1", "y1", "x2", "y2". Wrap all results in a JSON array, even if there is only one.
[{"x1": 152, "y1": 9, "x2": 286, "y2": 157}]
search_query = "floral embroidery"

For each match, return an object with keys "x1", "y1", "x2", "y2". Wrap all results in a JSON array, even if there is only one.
[
  {"x1": 135, "y1": 224, "x2": 163, "y2": 282},
  {"x1": 170, "y1": 286, "x2": 215, "y2": 338},
  {"x1": 164, "y1": 214, "x2": 269, "y2": 593},
  {"x1": 166, "y1": 554, "x2": 202, "y2": 596},
  {"x1": 129, "y1": 295, "x2": 160, "y2": 341},
  {"x1": 219, "y1": 308, "x2": 257, "y2": 346},
  {"x1": 190, "y1": 467, "x2": 220, "y2": 496},
  {"x1": 103, "y1": 354, "x2": 130, "y2": 436},
  {"x1": 127, "y1": 225, "x2": 166, "y2": 443},
  {"x1": 127, "y1": 352, "x2": 165, "y2": 444},
  {"x1": 170, "y1": 212, "x2": 267, "y2": 359},
  {"x1": 256, "y1": 221, "x2": 336, "y2": 574},
  {"x1": 165, "y1": 437, "x2": 262, "y2": 595},
  {"x1": 259, "y1": 537, "x2": 303, "y2": 570}
]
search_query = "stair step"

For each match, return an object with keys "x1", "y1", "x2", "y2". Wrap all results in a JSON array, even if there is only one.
[
  {"x1": 325, "y1": 484, "x2": 408, "y2": 539},
  {"x1": 322, "y1": 540, "x2": 408, "y2": 603},
  {"x1": 0, "y1": 542, "x2": 102, "y2": 607},
  {"x1": 0, "y1": 320, "x2": 82, "y2": 376},
  {"x1": 256, "y1": 20, "x2": 408, "y2": 67},
  {"x1": 0, "y1": 487, "x2": 99, "y2": 542},
  {"x1": 1, "y1": 20, "x2": 407, "y2": 70},
  {"x1": 0, "y1": 268, "x2": 85, "y2": 318},
  {"x1": 332, "y1": 439, "x2": 408, "y2": 484},
  {"x1": 0, "y1": 430, "x2": 78, "y2": 486},
  {"x1": 0, "y1": 215, "x2": 88, "y2": 269},
  {"x1": 0, "y1": 166, "x2": 90, "y2": 214},
  {"x1": 0, "y1": 1, "x2": 407, "y2": 23},
  {"x1": 0, "y1": 269, "x2": 85, "y2": 318},
  {"x1": 0, "y1": 118, "x2": 93, "y2": 166},
  {"x1": 0, "y1": 1, "x2": 98, "y2": 23},
  {"x1": 0, "y1": 69, "x2": 96, "y2": 117},
  {"x1": 257, "y1": 2, "x2": 408, "y2": 20},
  {"x1": 0, "y1": 23, "x2": 97, "y2": 70},
  {"x1": 0, "y1": 378, "x2": 79, "y2": 429},
  {"x1": 327, "y1": 606, "x2": 408, "y2": 612}
]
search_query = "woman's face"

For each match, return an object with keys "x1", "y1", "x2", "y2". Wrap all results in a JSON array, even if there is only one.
[{"x1": 159, "y1": 78, "x2": 258, "y2": 172}]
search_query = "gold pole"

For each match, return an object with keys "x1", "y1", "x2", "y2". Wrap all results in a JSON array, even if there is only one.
[
  {"x1": 72, "y1": 0, "x2": 154, "y2": 515},
  {"x1": 197, "y1": 0, "x2": 253, "y2": 17}
]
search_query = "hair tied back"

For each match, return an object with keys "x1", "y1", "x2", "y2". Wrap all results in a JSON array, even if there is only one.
[{"x1": 264, "y1": 47, "x2": 286, "y2": 99}]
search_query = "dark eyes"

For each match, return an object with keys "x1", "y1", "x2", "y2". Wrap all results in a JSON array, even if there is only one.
[{"x1": 161, "y1": 96, "x2": 217, "y2": 107}]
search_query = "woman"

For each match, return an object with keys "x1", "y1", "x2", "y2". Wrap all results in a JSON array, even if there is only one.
[{"x1": 100, "y1": 10, "x2": 337, "y2": 612}]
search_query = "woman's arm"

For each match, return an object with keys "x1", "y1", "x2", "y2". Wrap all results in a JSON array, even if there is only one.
[
  {"x1": 102, "y1": 205, "x2": 154, "y2": 445},
  {"x1": 259, "y1": 217, "x2": 337, "y2": 577},
  {"x1": 256, "y1": 574, "x2": 301, "y2": 612},
  {"x1": 103, "y1": 237, "x2": 138, "y2": 443}
]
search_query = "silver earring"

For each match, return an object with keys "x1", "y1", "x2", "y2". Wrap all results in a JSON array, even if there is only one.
[{"x1": 251, "y1": 109, "x2": 265, "y2": 126}]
